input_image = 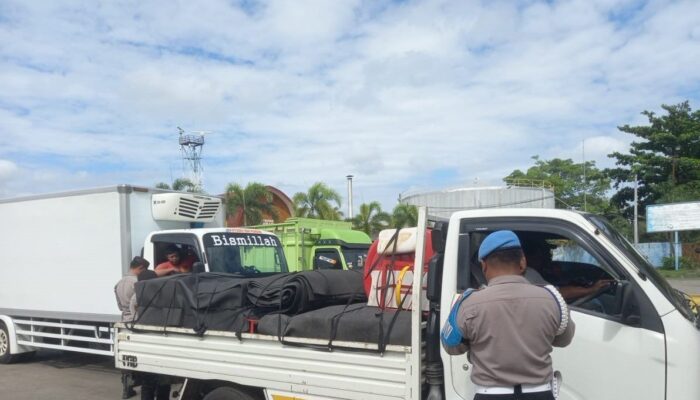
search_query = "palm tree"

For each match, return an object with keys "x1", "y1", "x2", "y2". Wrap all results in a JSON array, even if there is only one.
[
  {"x1": 392, "y1": 203, "x2": 418, "y2": 228},
  {"x1": 226, "y1": 182, "x2": 278, "y2": 226},
  {"x1": 352, "y1": 201, "x2": 391, "y2": 238},
  {"x1": 292, "y1": 182, "x2": 343, "y2": 220}
]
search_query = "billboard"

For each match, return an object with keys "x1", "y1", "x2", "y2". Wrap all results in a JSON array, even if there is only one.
[{"x1": 646, "y1": 201, "x2": 700, "y2": 233}]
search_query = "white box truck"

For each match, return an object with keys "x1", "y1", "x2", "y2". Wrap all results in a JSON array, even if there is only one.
[
  {"x1": 115, "y1": 207, "x2": 700, "y2": 400},
  {"x1": 0, "y1": 185, "x2": 288, "y2": 363}
]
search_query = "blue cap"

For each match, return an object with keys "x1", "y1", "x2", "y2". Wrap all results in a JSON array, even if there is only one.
[{"x1": 478, "y1": 230, "x2": 521, "y2": 261}]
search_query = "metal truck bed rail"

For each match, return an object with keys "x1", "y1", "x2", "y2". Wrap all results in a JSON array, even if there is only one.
[{"x1": 116, "y1": 324, "x2": 417, "y2": 400}]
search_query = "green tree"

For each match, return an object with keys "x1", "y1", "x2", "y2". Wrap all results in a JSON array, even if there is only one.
[
  {"x1": 352, "y1": 201, "x2": 391, "y2": 237},
  {"x1": 292, "y1": 182, "x2": 343, "y2": 220},
  {"x1": 504, "y1": 156, "x2": 611, "y2": 212},
  {"x1": 173, "y1": 178, "x2": 197, "y2": 192},
  {"x1": 392, "y1": 203, "x2": 418, "y2": 228},
  {"x1": 154, "y1": 178, "x2": 198, "y2": 192},
  {"x1": 607, "y1": 101, "x2": 700, "y2": 217},
  {"x1": 226, "y1": 182, "x2": 278, "y2": 226}
]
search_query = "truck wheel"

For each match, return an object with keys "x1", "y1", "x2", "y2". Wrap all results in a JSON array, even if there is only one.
[
  {"x1": 0, "y1": 321, "x2": 21, "y2": 364},
  {"x1": 202, "y1": 386, "x2": 258, "y2": 400}
]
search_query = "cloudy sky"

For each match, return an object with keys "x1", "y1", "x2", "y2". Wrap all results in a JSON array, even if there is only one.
[{"x1": 1, "y1": 0, "x2": 699, "y2": 212}]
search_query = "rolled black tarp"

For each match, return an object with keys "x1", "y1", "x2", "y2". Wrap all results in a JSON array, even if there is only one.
[
  {"x1": 133, "y1": 269, "x2": 367, "y2": 334},
  {"x1": 256, "y1": 304, "x2": 412, "y2": 347},
  {"x1": 247, "y1": 269, "x2": 366, "y2": 313}
]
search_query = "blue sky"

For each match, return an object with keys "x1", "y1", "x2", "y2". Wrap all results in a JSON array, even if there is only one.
[{"x1": 1, "y1": 0, "x2": 699, "y2": 213}]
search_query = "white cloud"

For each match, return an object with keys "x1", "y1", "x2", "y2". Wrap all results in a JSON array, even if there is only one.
[
  {"x1": 0, "y1": 160, "x2": 18, "y2": 181},
  {"x1": 1, "y1": 0, "x2": 699, "y2": 210}
]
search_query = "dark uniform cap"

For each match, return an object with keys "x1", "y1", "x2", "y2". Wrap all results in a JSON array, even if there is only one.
[{"x1": 478, "y1": 230, "x2": 521, "y2": 261}]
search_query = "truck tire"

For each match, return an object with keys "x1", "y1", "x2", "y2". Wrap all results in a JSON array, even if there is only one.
[
  {"x1": 0, "y1": 321, "x2": 21, "y2": 364},
  {"x1": 202, "y1": 386, "x2": 258, "y2": 400}
]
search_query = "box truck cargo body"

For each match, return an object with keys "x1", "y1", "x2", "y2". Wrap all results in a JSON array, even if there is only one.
[{"x1": 0, "y1": 185, "x2": 226, "y2": 361}]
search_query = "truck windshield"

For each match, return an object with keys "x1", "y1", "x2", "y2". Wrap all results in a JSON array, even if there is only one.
[
  {"x1": 203, "y1": 232, "x2": 288, "y2": 274},
  {"x1": 586, "y1": 215, "x2": 697, "y2": 323},
  {"x1": 342, "y1": 247, "x2": 369, "y2": 270}
]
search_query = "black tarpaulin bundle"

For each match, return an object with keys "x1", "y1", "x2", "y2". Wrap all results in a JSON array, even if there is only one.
[
  {"x1": 133, "y1": 272, "x2": 253, "y2": 333},
  {"x1": 256, "y1": 304, "x2": 412, "y2": 347},
  {"x1": 247, "y1": 269, "x2": 367, "y2": 311},
  {"x1": 133, "y1": 269, "x2": 367, "y2": 334}
]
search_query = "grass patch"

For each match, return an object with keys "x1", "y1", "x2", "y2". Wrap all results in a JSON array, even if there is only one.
[{"x1": 657, "y1": 268, "x2": 700, "y2": 279}]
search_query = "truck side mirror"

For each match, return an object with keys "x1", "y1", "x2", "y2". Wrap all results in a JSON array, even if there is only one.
[
  {"x1": 426, "y1": 254, "x2": 443, "y2": 302},
  {"x1": 431, "y1": 222, "x2": 447, "y2": 253},
  {"x1": 192, "y1": 262, "x2": 205, "y2": 274}
]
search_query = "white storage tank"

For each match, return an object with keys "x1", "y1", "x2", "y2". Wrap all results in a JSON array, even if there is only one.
[{"x1": 401, "y1": 184, "x2": 555, "y2": 219}]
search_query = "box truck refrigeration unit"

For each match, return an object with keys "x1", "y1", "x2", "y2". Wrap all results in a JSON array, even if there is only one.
[{"x1": 0, "y1": 185, "x2": 287, "y2": 362}]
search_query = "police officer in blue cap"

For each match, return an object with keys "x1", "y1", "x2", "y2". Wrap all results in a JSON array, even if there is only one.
[{"x1": 441, "y1": 230, "x2": 575, "y2": 400}]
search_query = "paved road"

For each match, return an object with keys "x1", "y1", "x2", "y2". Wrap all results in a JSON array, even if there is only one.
[
  {"x1": 668, "y1": 279, "x2": 700, "y2": 295},
  {"x1": 0, "y1": 350, "x2": 123, "y2": 400}
]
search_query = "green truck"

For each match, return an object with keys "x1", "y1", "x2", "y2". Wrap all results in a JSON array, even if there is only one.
[{"x1": 249, "y1": 217, "x2": 372, "y2": 271}]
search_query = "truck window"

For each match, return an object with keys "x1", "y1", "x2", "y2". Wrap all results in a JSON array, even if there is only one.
[
  {"x1": 203, "y1": 232, "x2": 288, "y2": 274},
  {"x1": 313, "y1": 249, "x2": 342, "y2": 270},
  {"x1": 341, "y1": 247, "x2": 368, "y2": 270},
  {"x1": 458, "y1": 221, "x2": 651, "y2": 325},
  {"x1": 151, "y1": 234, "x2": 201, "y2": 267}
]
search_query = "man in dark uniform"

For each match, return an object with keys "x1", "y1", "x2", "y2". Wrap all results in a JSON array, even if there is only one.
[{"x1": 441, "y1": 230, "x2": 575, "y2": 400}]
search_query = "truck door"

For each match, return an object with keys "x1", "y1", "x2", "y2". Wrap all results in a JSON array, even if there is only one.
[{"x1": 442, "y1": 218, "x2": 666, "y2": 400}]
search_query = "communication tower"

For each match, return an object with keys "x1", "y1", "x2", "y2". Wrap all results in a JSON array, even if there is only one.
[{"x1": 178, "y1": 127, "x2": 206, "y2": 191}]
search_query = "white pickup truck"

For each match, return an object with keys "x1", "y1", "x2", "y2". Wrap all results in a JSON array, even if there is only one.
[{"x1": 115, "y1": 207, "x2": 700, "y2": 400}]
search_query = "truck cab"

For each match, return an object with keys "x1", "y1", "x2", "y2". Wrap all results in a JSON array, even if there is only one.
[
  {"x1": 249, "y1": 218, "x2": 371, "y2": 271},
  {"x1": 440, "y1": 208, "x2": 700, "y2": 400},
  {"x1": 143, "y1": 228, "x2": 288, "y2": 275}
]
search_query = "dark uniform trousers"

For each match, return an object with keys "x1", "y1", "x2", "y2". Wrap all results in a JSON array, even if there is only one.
[{"x1": 140, "y1": 373, "x2": 171, "y2": 400}]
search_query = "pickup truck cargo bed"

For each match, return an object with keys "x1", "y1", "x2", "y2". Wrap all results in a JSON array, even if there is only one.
[{"x1": 116, "y1": 324, "x2": 417, "y2": 400}]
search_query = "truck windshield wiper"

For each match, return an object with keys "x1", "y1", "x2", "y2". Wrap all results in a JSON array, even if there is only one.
[{"x1": 672, "y1": 288, "x2": 698, "y2": 322}]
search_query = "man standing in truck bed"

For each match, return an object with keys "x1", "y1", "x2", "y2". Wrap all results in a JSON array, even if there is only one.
[{"x1": 441, "y1": 230, "x2": 575, "y2": 400}]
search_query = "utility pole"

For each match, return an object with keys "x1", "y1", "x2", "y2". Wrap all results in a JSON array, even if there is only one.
[
  {"x1": 582, "y1": 139, "x2": 587, "y2": 212},
  {"x1": 346, "y1": 175, "x2": 354, "y2": 219},
  {"x1": 633, "y1": 174, "x2": 639, "y2": 244}
]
